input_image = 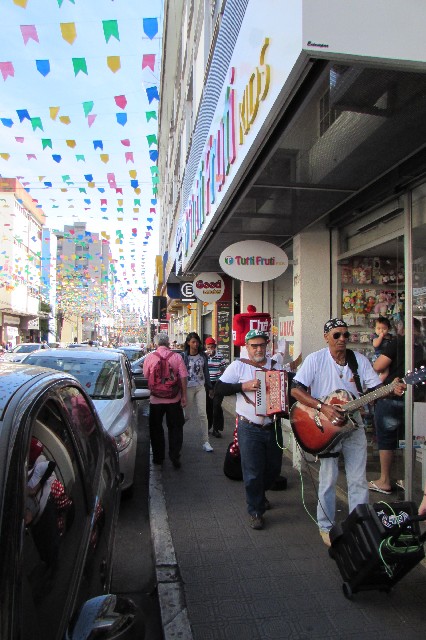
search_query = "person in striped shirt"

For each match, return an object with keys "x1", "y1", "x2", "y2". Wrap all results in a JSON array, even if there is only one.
[{"x1": 205, "y1": 337, "x2": 227, "y2": 437}]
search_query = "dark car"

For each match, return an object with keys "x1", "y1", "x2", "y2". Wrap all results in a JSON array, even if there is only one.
[
  {"x1": 118, "y1": 346, "x2": 145, "y2": 363},
  {"x1": 0, "y1": 362, "x2": 140, "y2": 640},
  {"x1": 130, "y1": 354, "x2": 149, "y2": 390}
]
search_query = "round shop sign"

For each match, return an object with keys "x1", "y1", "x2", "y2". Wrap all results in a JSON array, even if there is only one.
[
  {"x1": 219, "y1": 240, "x2": 288, "y2": 282},
  {"x1": 193, "y1": 272, "x2": 225, "y2": 302}
]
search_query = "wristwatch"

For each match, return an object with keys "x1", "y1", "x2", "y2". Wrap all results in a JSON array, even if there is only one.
[{"x1": 316, "y1": 401, "x2": 323, "y2": 411}]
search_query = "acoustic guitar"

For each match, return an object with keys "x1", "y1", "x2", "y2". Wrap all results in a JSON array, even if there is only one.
[{"x1": 289, "y1": 368, "x2": 426, "y2": 455}]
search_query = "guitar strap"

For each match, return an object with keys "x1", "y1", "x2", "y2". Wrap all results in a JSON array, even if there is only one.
[{"x1": 346, "y1": 349, "x2": 363, "y2": 394}]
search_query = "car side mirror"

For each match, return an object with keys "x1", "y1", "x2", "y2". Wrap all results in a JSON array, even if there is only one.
[
  {"x1": 132, "y1": 388, "x2": 150, "y2": 400},
  {"x1": 66, "y1": 594, "x2": 140, "y2": 640}
]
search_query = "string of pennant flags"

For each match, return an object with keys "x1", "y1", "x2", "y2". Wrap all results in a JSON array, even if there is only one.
[{"x1": 0, "y1": 2, "x2": 163, "y2": 305}]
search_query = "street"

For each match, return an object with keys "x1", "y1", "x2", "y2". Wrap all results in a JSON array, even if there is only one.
[{"x1": 112, "y1": 400, "x2": 163, "y2": 639}]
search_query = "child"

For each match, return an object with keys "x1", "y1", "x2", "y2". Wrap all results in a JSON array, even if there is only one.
[{"x1": 372, "y1": 317, "x2": 393, "y2": 380}]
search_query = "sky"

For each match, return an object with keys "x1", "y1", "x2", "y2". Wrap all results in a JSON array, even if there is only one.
[{"x1": 0, "y1": 0, "x2": 163, "y2": 313}]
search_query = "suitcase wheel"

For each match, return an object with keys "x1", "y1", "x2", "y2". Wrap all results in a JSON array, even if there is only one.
[{"x1": 342, "y1": 582, "x2": 353, "y2": 600}]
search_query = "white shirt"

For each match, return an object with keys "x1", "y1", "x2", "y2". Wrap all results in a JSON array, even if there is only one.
[
  {"x1": 220, "y1": 357, "x2": 283, "y2": 425},
  {"x1": 293, "y1": 347, "x2": 381, "y2": 425}
]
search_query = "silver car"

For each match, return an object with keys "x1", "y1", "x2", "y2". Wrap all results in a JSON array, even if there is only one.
[
  {"x1": 21, "y1": 348, "x2": 145, "y2": 491},
  {"x1": 2, "y1": 343, "x2": 50, "y2": 362}
]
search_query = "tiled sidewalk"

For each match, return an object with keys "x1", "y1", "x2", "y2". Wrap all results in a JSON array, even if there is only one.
[{"x1": 151, "y1": 410, "x2": 426, "y2": 640}]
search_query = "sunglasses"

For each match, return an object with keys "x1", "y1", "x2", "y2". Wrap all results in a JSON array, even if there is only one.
[
  {"x1": 248, "y1": 343, "x2": 267, "y2": 349},
  {"x1": 330, "y1": 331, "x2": 350, "y2": 339}
]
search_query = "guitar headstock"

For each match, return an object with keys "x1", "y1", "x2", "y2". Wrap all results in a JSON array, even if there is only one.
[{"x1": 403, "y1": 366, "x2": 426, "y2": 386}]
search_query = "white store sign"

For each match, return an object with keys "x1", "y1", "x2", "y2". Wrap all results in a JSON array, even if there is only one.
[
  {"x1": 219, "y1": 240, "x2": 288, "y2": 282},
  {"x1": 193, "y1": 272, "x2": 225, "y2": 302}
]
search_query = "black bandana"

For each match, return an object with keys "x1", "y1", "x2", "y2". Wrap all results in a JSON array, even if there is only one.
[{"x1": 324, "y1": 318, "x2": 348, "y2": 334}]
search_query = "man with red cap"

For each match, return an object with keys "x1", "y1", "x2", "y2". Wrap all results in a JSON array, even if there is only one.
[{"x1": 205, "y1": 336, "x2": 227, "y2": 437}]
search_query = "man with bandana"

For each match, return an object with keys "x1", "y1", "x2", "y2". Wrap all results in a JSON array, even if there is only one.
[
  {"x1": 215, "y1": 329, "x2": 285, "y2": 530},
  {"x1": 291, "y1": 318, "x2": 406, "y2": 547}
]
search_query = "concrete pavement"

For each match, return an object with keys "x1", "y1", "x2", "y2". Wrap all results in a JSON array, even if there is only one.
[{"x1": 149, "y1": 407, "x2": 426, "y2": 640}]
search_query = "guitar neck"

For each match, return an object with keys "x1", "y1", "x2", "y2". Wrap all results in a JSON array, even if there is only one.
[{"x1": 343, "y1": 380, "x2": 396, "y2": 413}]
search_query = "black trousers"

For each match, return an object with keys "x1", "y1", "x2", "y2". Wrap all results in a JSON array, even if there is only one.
[
  {"x1": 206, "y1": 382, "x2": 224, "y2": 431},
  {"x1": 149, "y1": 401, "x2": 185, "y2": 462}
]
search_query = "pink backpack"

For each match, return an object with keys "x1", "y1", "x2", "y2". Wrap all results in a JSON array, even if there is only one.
[{"x1": 147, "y1": 351, "x2": 180, "y2": 399}]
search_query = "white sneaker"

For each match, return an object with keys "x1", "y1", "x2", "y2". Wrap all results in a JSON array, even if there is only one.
[{"x1": 202, "y1": 442, "x2": 213, "y2": 452}]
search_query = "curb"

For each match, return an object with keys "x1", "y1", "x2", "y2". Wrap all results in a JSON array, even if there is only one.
[{"x1": 149, "y1": 460, "x2": 194, "y2": 640}]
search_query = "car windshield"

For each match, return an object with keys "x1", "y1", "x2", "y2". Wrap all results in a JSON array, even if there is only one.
[
  {"x1": 13, "y1": 344, "x2": 41, "y2": 353},
  {"x1": 121, "y1": 348, "x2": 144, "y2": 362},
  {"x1": 25, "y1": 356, "x2": 124, "y2": 400}
]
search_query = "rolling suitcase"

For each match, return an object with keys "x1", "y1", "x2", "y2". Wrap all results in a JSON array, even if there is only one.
[{"x1": 329, "y1": 501, "x2": 426, "y2": 599}]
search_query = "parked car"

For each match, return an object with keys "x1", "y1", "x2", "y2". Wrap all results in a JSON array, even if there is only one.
[
  {"x1": 21, "y1": 348, "x2": 147, "y2": 490},
  {"x1": 119, "y1": 346, "x2": 145, "y2": 363},
  {"x1": 130, "y1": 354, "x2": 149, "y2": 391},
  {"x1": 2, "y1": 343, "x2": 50, "y2": 363},
  {"x1": 0, "y1": 362, "x2": 140, "y2": 639}
]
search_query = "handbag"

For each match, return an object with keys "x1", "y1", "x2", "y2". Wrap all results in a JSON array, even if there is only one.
[{"x1": 223, "y1": 426, "x2": 243, "y2": 480}]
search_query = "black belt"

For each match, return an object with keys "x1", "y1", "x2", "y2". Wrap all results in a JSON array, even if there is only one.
[{"x1": 237, "y1": 415, "x2": 274, "y2": 431}]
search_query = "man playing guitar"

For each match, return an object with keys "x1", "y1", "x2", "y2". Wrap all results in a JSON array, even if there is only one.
[{"x1": 290, "y1": 318, "x2": 406, "y2": 547}]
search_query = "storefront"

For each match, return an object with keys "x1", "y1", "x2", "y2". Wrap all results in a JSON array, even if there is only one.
[{"x1": 161, "y1": 0, "x2": 426, "y2": 503}]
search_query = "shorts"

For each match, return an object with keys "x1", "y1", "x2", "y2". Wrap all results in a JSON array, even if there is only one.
[{"x1": 374, "y1": 397, "x2": 404, "y2": 450}]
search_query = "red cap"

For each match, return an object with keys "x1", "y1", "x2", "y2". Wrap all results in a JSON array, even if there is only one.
[
  {"x1": 205, "y1": 337, "x2": 216, "y2": 345},
  {"x1": 29, "y1": 437, "x2": 43, "y2": 465}
]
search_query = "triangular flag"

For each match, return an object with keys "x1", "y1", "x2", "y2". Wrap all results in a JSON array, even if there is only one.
[
  {"x1": 42, "y1": 139, "x2": 52, "y2": 150},
  {"x1": 149, "y1": 149, "x2": 158, "y2": 161},
  {"x1": 14, "y1": 0, "x2": 29, "y2": 8},
  {"x1": 129, "y1": 170, "x2": 137, "y2": 179},
  {"x1": 1, "y1": 118, "x2": 13, "y2": 128},
  {"x1": 82, "y1": 101, "x2": 94, "y2": 116},
  {"x1": 107, "y1": 56, "x2": 121, "y2": 73},
  {"x1": 60, "y1": 22, "x2": 77, "y2": 45},
  {"x1": 143, "y1": 18, "x2": 158, "y2": 40},
  {"x1": 49, "y1": 106, "x2": 60, "y2": 120},
  {"x1": 93, "y1": 140, "x2": 103, "y2": 150},
  {"x1": 146, "y1": 110, "x2": 157, "y2": 122},
  {"x1": 103, "y1": 20, "x2": 120, "y2": 43},
  {"x1": 36, "y1": 60, "x2": 50, "y2": 76},
  {"x1": 146, "y1": 86, "x2": 160, "y2": 103},
  {"x1": 0, "y1": 153, "x2": 10, "y2": 160},
  {"x1": 76, "y1": 154, "x2": 85, "y2": 161},
  {"x1": 114, "y1": 95, "x2": 127, "y2": 110},
  {"x1": 116, "y1": 113, "x2": 127, "y2": 126},
  {"x1": 66, "y1": 140, "x2": 76, "y2": 148},
  {"x1": 0, "y1": 62, "x2": 15, "y2": 81},
  {"x1": 59, "y1": 115, "x2": 71, "y2": 124},
  {"x1": 17, "y1": 110, "x2": 30, "y2": 122},
  {"x1": 20, "y1": 25, "x2": 39, "y2": 45},
  {"x1": 142, "y1": 54, "x2": 155, "y2": 71},
  {"x1": 120, "y1": 139, "x2": 130, "y2": 146},
  {"x1": 52, "y1": 155, "x2": 62, "y2": 163},
  {"x1": 73, "y1": 58, "x2": 88, "y2": 76},
  {"x1": 100, "y1": 154, "x2": 109, "y2": 164},
  {"x1": 87, "y1": 114, "x2": 97, "y2": 127},
  {"x1": 31, "y1": 117, "x2": 43, "y2": 131},
  {"x1": 125, "y1": 152, "x2": 134, "y2": 163},
  {"x1": 146, "y1": 134, "x2": 157, "y2": 147}
]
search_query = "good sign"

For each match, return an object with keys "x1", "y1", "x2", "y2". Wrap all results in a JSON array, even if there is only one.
[{"x1": 193, "y1": 272, "x2": 225, "y2": 302}]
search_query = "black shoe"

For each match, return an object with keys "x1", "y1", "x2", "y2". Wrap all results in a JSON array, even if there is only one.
[
  {"x1": 152, "y1": 458, "x2": 163, "y2": 465},
  {"x1": 249, "y1": 514, "x2": 264, "y2": 530},
  {"x1": 264, "y1": 498, "x2": 271, "y2": 510},
  {"x1": 212, "y1": 429, "x2": 222, "y2": 438},
  {"x1": 171, "y1": 458, "x2": 181, "y2": 469}
]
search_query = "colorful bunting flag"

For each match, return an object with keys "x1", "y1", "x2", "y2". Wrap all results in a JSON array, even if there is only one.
[
  {"x1": 146, "y1": 111, "x2": 157, "y2": 122},
  {"x1": 20, "y1": 25, "x2": 39, "y2": 45},
  {"x1": 146, "y1": 86, "x2": 160, "y2": 103},
  {"x1": 42, "y1": 139, "x2": 52, "y2": 150},
  {"x1": 107, "y1": 56, "x2": 121, "y2": 73},
  {"x1": 93, "y1": 141, "x2": 103, "y2": 150},
  {"x1": 61, "y1": 23, "x2": 77, "y2": 45},
  {"x1": 73, "y1": 58, "x2": 88, "y2": 76},
  {"x1": 120, "y1": 139, "x2": 130, "y2": 146},
  {"x1": 0, "y1": 62, "x2": 15, "y2": 81},
  {"x1": 142, "y1": 54, "x2": 155, "y2": 71},
  {"x1": 115, "y1": 95, "x2": 127, "y2": 110},
  {"x1": 116, "y1": 113, "x2": 127, "y2": 126},
  {"x1": 82, "y1": 101, "x2": 94, "y2": 116},
  {"x1": 31, "y1": 117, "x2": 43, "y2": 131},
  {"x1": 1, "y1": 119, "x2": 13, "y2": 128},
  {"x1": 146, "y1": 134, "x2": 157, "y2": 147},
  {"x1": 125, "y1": 152, "x2": 134, "y2": 163},
  {"x1": 143, "y1": 18, "x2": 158, "y2": 40},
  {"x1": 49, "y1": 106, "x2": 60, "y2": 120},
  {"x1": 103, "y1": 20, "x2": 120, "y2": 43},
  {"x1": 87, "y1": 114, "x2": 97, "y2": 127}
]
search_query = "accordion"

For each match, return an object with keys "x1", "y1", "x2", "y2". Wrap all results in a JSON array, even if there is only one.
[{"x1": 255, "y1": 370, "x2": 289, "y2": 416}]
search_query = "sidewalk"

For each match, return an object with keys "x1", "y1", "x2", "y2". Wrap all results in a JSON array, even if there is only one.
[{"x1": 149, "y1": 407, "x2": 426, "y2": 640}]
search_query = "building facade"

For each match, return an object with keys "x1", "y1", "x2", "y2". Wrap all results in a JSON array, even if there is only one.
[
  {"x1": 0, "y1": 178, "x2": 45, "y2": 346},
  {"x1": 158, "y1": 0, "x2": 426, "y2": 500}
]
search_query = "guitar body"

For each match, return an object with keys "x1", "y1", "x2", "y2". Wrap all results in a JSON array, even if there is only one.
[{"x1": 290, "y1": 390, "x2": 357, "y2": 455}]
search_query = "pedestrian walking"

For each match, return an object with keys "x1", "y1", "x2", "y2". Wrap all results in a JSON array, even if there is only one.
[
  {"x1": 182, "y1": 332, "x2": 213, "y2": 452},
  {"x1": 143, "y1": 333, "x2": 188, "y2": 468},
  {"x1": 204, "y1": 337, "x2": 227, "y2": 438}
]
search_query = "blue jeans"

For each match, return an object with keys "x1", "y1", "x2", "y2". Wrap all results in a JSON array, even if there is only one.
[
  {"x1": 237, "y1": 418, "x2": 283, "y2": 516},
  {"x1": 374, "y1": 397, "x2": 404, "y2": 450},
  {"x1": 317, "y1": 425, "x2": 368, "y2": 533}
]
